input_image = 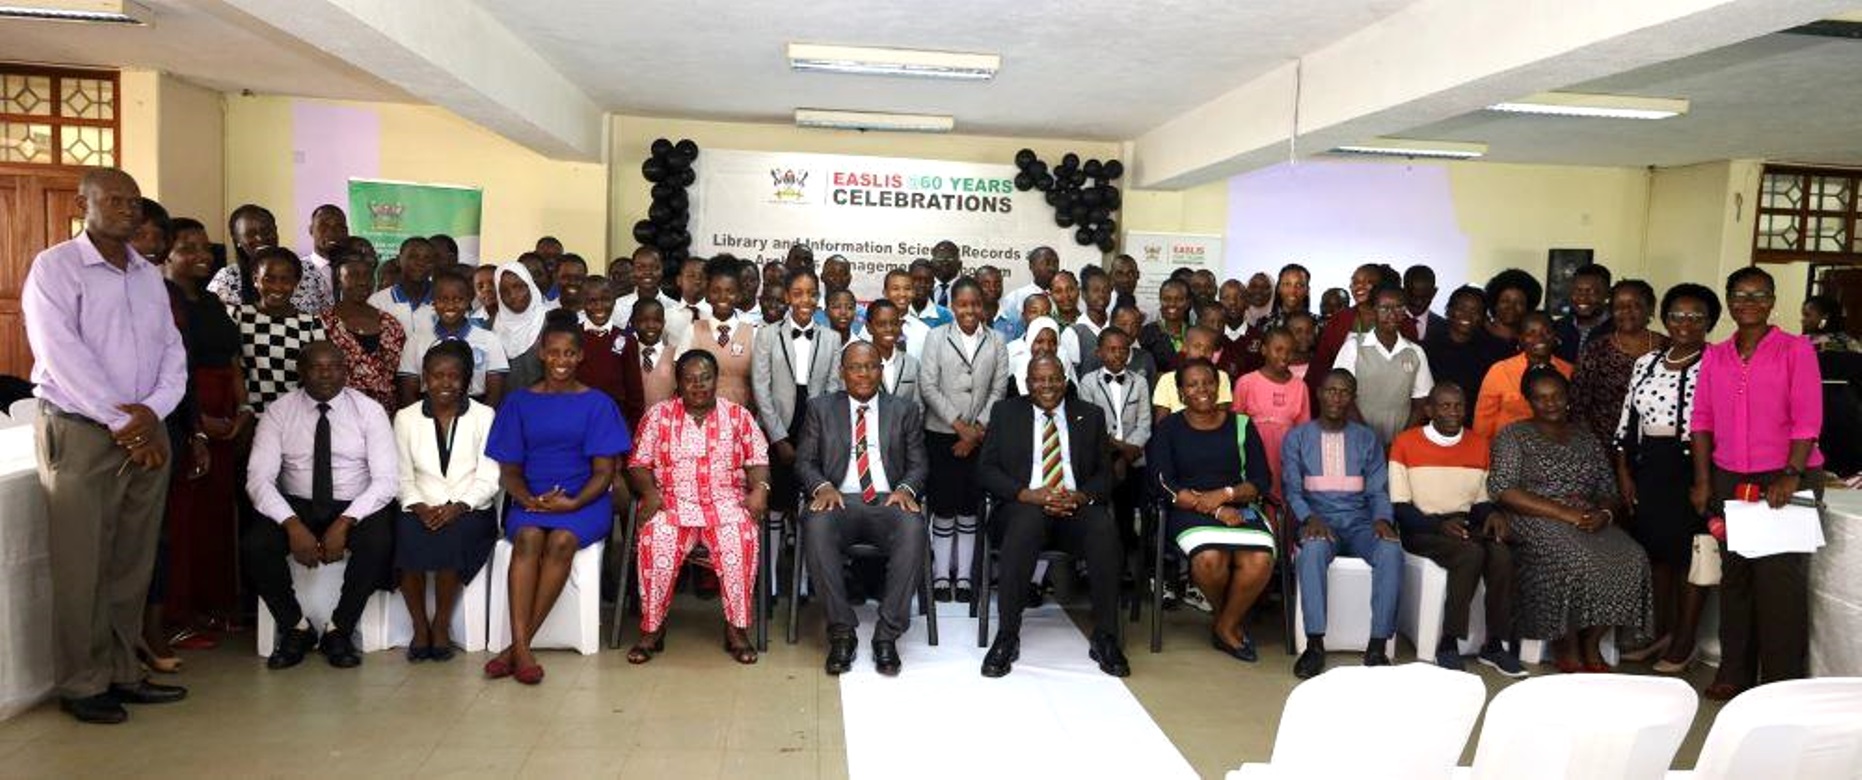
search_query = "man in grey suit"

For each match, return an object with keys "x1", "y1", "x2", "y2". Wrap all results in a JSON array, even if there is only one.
[{"x1": 795, "y1": 341, "x2": 929, "y2": 677}]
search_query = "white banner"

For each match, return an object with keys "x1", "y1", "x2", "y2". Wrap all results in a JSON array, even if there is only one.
[
  {"x1": 1121, "y1": 231, "x2": 1224, "y2": 311},
  {"x1": 690, "y1": 149, "x2": 1105, "y2": 299}
]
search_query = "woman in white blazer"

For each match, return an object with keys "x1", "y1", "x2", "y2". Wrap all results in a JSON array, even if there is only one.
[{"x1": 393, "y1": 340, "x2": 502, "y2": 662}]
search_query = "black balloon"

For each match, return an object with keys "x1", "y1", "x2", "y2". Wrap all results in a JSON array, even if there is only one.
[
  {"x1": 651, "y1": 138, "x2": 673, "y2": 157},
  {"x1": 1029, "y1": 160, "x2": 1048, "y2": 176},
  {"x1": 1045, "y1": 189, "x2": 1062, "y2": 206},
  {"x1": 676, "y1": 168, "x2": 695, "y2": 187},
  {"x1": 1101, "y1": 218, "x2": 1118, "y2": 236},
  {"x1": 632, "y1": 219, "x2": 657, "y2": 244},
  {"x1": 675, "y1": 139, "x2": 698, "y2": 159},
  {"x1": 1070, "y1": 203, "x2": 1090, "y2": 222},
  {"x1": 1103, "y1": 160, "x2": 1124, "y2": 180},
  {"x1": 1090, "y1": 207, "x2": 1111, "y2": 223},
  {"x1": 1075, "y1": 226, "x2": 1095, "y2": 246},
  {"x1": 648, "y1": 203, "x2": 674, "y2": 223},
  {"x1": 655, "y1": 230, "x2": 680, "y2": 250},
  {"x1": 1062, "y1": 152, "x2": 1080, "y2": 168},
  {"x1": 667, "y1": 190, "x2": 689, "y2": 212},
  {"x1": 651, "y1": 182, "x2": 677, "y2": 201},
  {"x1": 1015, "y1": 148, "x2": 1037, "y2": 169},
  {"x1": 1084, "y1": 159, "x2": 1103, "y2": 178},
  {"x1": 1014, "y1": 173, "x2": 1034, "y2": 191},
  {"x1": 1079, "y1": 187, "x2": 1102, "y2": 207},
  {"x1": 1056, "y1": 211, "x2": 1075, "y2": 228},
  {"x1": 665, "y1": 151, "x2": 691, "y2": 171},
  {"x1": 642, "y1": 158, "x2": 666, "y2": 183},
  {"x1": 1103, "y1": 186, "x2": 1121, "y2": 209},
  {"x1": 1036, "y1": 172, "x2": 1054, "y2": 191},
  {"x1": 1096, "y1": 235, "x2": 1116, "y2": 252}
]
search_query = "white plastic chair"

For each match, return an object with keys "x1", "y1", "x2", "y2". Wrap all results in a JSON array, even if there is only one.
[
  {"x1": 384, "y1": 562, "x2": 491, "y2": 652},
  {"x1": 1292, "y1": 557, "x2": 1374, "y2": 652},
  {"x1": 1669, "y1": 678, "x2": 1862, "y2": 780},
  {"x1": 1399, "y1": 552, "x2": 1621, "y2": 666},
  {"x1": 1461, "y1": 675, "x2": 1696, "y2": 780},
  {"x1": 254, "y1": 557, "x2": 392, "y2": 656},
  {"x1": 488, "y1": 539, "x2": 604, "y2": 655},
  {"x1": 1229, "y1": 664, "x2": 1487, "y2": 780}
]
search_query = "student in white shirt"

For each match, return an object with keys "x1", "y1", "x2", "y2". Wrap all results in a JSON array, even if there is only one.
[
  {"x1": 366, "y1": 236, "x2": 437, "y2": 337},
  {"x1": 1001, "y1": 245, "x2": 1060, "y2": 323},
  {"x1": 398, "y1": 272, "x2": 509, "y2": 408},
  {"x1": 882, "y1": 269, "x2": 931, "y2": 359},
  {"x1": 1332, "y1": 286, "x2": 1434, "y2": 446}
]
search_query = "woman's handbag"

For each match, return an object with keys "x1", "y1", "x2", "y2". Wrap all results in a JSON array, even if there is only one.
[{"x1": 1687, "y1": 533, "x2": 1722, "y2": 586}]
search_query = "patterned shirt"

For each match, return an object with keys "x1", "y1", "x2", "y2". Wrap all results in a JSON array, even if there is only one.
[
  {"x1": 319, "y1": 309, "x2": 406, "y2": 414},
  {"x1": 237, "y1": 306, "x2": 328, "y2": 414},
  {"x1": 629, "y1": 397, "x2": 770, "y2": 528},
  {"x1": 208, "y1": 263, "x2": 334, "y2": 315}
]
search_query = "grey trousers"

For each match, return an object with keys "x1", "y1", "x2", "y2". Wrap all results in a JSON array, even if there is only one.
[
  {"x1": 35, "y1": 407, "x2": 170, "y2": 698},
  {"x1": 802, "y1": 496, "x2": 927, "y2": 642}
]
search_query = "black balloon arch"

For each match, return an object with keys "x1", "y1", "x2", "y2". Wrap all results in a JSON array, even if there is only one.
[
  {"x1": 634, "y1": 137, "x2": 700, "y2": 269},
  {"x1": 1013, "y1": 148, "x2": 1123, "y2": 253}
]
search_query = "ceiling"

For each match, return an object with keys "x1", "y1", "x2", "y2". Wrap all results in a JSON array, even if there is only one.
[
  {"x1": 0, "y1": 0, "x2": 406, "y2": 102},
  {"x1": 1401, "y1": 31, "x2": 1862, "y2": 168},
  {"x1": 469, "y1": 0, "x2": 1418, "y2": 140}
]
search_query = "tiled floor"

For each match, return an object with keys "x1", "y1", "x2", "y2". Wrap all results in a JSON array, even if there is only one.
[{"x1": 0, "y1": 595, "x2": 1721, "y2": 779}]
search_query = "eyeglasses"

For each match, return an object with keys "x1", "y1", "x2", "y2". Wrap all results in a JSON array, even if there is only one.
[
  {"x1": 1727, "y1": 291, "x2": 1774, "y2": 304},
  {"x1": 1373, "y1": 304, "x2": 1407, "y2": 313},
  {"x1": 1664, "y1": 311, "x2": 1709, "y2": 323}
]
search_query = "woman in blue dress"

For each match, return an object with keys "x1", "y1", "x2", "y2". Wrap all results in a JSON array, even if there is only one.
[{"x1": 485, "y1": 313, "x2": 632, "y2": 684}]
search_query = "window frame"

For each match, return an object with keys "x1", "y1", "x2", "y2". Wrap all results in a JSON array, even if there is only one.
[{"x1": 0, "y1": 65, "x2": 120, "y2": 170}]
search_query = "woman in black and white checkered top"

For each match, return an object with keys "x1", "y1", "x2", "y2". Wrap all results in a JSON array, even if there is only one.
[{"x1": 237, "y1": 248, "x2": 327, "y2": 415}]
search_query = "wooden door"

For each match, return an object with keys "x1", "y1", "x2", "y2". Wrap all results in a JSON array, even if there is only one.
[{"x1": 0, "y1": 166, "x2": 83, "y2": 378}]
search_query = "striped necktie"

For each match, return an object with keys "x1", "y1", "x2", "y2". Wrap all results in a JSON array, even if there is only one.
[
  {"x1": 1041, "y1": 411, "x2": 1063, "y2": 489},
  {"x1": 854, "y1": 404, "x2": 876, "y2": 504}
]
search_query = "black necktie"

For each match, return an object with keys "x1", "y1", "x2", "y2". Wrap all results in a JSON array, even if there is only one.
[
  {"x1": 312, "y1": 401, "x2": 334, "y2": 519},
  {"x1": 1106, "y1": 372, "x2": 1125, "y2": 385},
  {"x1": 793, "y1": 328, "x2": 813, "y2": 340}
]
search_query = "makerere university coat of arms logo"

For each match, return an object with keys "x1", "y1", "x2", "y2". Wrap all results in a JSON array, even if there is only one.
[{"x1": 770, "y1": 168, "x2": 809, "y2": 203}]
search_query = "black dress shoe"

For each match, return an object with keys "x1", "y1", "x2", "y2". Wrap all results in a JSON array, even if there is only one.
[
  {"x1": 824, "y1": 634, "x2": 857, "y2": 676},
  {"x1": 61, "y1": 693, "x2": 127, "y2": 724},
  {"x1": 1294, "y1": 647, "x2": 1327, "y2": 679},
  {"x1": 1088, "y1": 633, "x2": 1131, "y2": 678},
  {"x1": 320, "y1": 629, "x2": 362, "y2": 669},
  {"x1": 1363, "y1": 647, "x2": 1392, "y2": 667},
  {"x1": 954, "y1": 584, "x2": 975, "y2": 605},
  {"x1": 871, "y1": 639, "x2": 901, "y2": 677},
  {"x1": 109, "y1": 680, "x2": 188, "y2": 705},
  {"x1": 981, "y1": 634, "x2": 1020, "y2": 678},
  {"x1": 429, "y1": 645, "x2": 456, "y2": 663},
  {"x1": 267, "y1": 626, "x2": 318, "y2": 670},
  {"x1": 933, "y1": 584, "x2": 952, "y2": 603}
]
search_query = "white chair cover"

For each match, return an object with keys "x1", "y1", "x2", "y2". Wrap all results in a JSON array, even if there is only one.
[
  {"x1": 488, "y1": 539, "x2": 604, "y2": 655},
  {"x1": 1231, "y1": 664, "x2": 1487, "y2": 780},
  {"x1": 5, "y1": 398, "x2": 38, "y2": 427},
  {"x1": 385, "y1": 561, "x2": 491, "y2": 652},
  {"x1": 254, "y1": 556, "x2": 392, "y2": 656},
  {"x1": 1468, "y1": 675, "x2": 1696, "y2": 780},
  {"x1": 1680, "y1": 677, "x2": 1862, "y2": 780},
  {"x1": 1293, "y1": 557, "x2": 1375, "y2": 652}
]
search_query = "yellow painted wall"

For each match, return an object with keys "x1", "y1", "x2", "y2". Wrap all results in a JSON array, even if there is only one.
[
  {"x1": 223, "y1": 96, "x2": 606, "y2": 262},
  {"x1": 1121, "y1": 179, "x2": 1228, "y2": 236},
  {"x1": 117, "y1": 70, "x2": 227, "y2": 238},
  {"x1": 1444, "y1": 161, "x2": 1653, "y2": 285}
]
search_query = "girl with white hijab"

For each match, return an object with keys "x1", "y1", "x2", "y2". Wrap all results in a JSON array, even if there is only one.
[
  {"x1": 493, "y1": 261, "x2": 558, "y2": 391},
  {"x1": 1008, "y1": 316, "x2": 1076, "y2": 396}
]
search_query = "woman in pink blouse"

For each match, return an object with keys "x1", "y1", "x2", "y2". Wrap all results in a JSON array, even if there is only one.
[
  {"x1": 1689, "y1": 266, "x2": 1823, "y2": 702},
  {"x1": 625, "y1": 350, "x2": 771, "y2": 665}
]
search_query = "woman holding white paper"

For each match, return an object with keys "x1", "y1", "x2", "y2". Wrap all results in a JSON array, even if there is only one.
[{"x1": 1689, "y1": 266, "x2": 1824, "y2": 702}]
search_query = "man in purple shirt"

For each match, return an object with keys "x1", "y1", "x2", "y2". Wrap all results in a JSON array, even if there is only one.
[
  {"x1": 22, "y1": 168, "x2": 190, "y2": 724},
  {"x1": 242, "y1": 341, "x2": 399, "y2": 670}
]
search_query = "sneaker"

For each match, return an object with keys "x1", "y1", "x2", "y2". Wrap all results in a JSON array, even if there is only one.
[
  {"x1": 1478, "y1": 645, "x2": 1528, "y2": 678},
  {"x1": 1180, "y1": 585, "x2": 1214, "y2": 614},
  {"x1": 1434, "y1": 646, "x2": 1466, "y2": 671}
]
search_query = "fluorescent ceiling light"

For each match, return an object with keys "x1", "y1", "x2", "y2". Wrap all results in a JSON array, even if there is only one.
[
  {"x1": 795, "y1": 109, "x2": 954, "y2": 134},
  {"x1": 0, "y1": 0, "x2": 149, "y2": 24},
  {"x1": 1487, "y1": 91, "x2": 1689, "y2": 120},
  {"x1": 788, "y1": 43, "x2": 998, "y2": 81},
  {"x1": 1331, "y1": 138, "x2": 1487, "y2": 160}
]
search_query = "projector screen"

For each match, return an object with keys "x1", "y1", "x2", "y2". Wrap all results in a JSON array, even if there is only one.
[{"x1": 1226, "y1": 161, "x2": 1473, "y2": 315}]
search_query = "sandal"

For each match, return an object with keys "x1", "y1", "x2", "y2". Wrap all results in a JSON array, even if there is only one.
[
  {"x1": 626, "y1": 632, "x2": 665, "y2": 665},
  {"x1": 1619, "y1": 634, "x2": 1671, "y2": 664},
  {"x1": 1553, "y1": 657, "x2": 1583, "y2": 674},
  {"x1": 723, "y1": 628, "x2": 758, "y2": 665}
]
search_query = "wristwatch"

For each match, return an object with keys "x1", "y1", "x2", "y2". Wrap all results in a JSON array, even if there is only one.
[{"x1": 1781, "y1": 465, "x2": 1803, "y2": 478}]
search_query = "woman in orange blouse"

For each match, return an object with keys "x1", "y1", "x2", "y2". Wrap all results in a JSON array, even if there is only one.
[{"x1": 1474, "y1": 312, "x2": 1573, "y2": 440}]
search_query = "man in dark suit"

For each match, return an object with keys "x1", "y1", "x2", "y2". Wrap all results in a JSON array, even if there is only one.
[
  {"x1": 795, "y1": 341, "x2": 929, "y2": 676},
  {"x1": 1403, "y1": 264, "x2": 1451, "y2": 343},
  {"x1": 976, "y1": 354, "x2": 1129, "y2": 678}
]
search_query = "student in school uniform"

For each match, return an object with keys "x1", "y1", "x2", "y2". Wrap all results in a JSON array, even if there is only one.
[
  {"x1": 1075, "y1": 327, "x2": 1153, "y2": 553},
  {"x1": 662, "y1": 254, "x2": 708, "y2": 352},
  {"x1": 627, "y1": 298, "x2": 676, "y2": 432},
  {"x1": 864, "y1": 300, "x2": 920, "y2": 407},
  {"x1": 881, "y1": 268, "x2": 932, "y2": 360},
  {"x1": 908, "y1": 259, "x2": 954, "y2": 329},
  {"x1": 752, "y1": 267, "x2": 844, "y2": 512},
  {"x1": 575, "y1": 276, "x2": 644, "y2": 427},
  {"x1": 918, "y1": 279, "x2": 1011, "y2": 603},
  {"x1": 678, "y1": 256, "x2": 755, "y2": 408},
  {"x1": 398, "y1": 271, "x2": 509, "y2": 409}
]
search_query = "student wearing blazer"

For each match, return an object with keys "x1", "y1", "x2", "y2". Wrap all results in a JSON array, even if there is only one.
[
  {"x1": 751, "y1": 269, "x2": 845, "y2": 513},
  {"x1": 862, "y1": 300, "x2": 920, "y2": 409},
  {"x1": 1074, "y1": 327, "x2": 1154, "y2": 550},
  {"x1": 917, "y1": 279, "x2": 1011, "y2": 602},
  {"x1": 392, "y1": 341, "x2": 501, "y2": 661}
]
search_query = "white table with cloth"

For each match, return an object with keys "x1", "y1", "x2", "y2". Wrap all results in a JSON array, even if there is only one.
[
  {"x1": 1812, "y1": 489, "x2": 1862, "y2": 677},
  {"x1": 0, "y1": 423, "x2": 53, "y2": 721}
]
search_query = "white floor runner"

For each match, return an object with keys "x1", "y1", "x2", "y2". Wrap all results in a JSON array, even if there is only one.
[{"x1": 837, "y1": 602, "x2": 1197, "y2": 780}]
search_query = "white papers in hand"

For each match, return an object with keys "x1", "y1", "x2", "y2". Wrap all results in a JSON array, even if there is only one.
[{"x1": 1725, "y1": 491, "x2": 1826, "y2": 558}]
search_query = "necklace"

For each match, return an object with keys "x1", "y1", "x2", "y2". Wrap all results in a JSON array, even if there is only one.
[{"x1": 1663, "y1": 344, "x2": 1703, "y2": 365}]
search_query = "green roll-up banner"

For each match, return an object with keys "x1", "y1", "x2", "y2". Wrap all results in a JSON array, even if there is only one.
[{"x1": 347, "y1": 178, "x2": 484, "y2": 264}]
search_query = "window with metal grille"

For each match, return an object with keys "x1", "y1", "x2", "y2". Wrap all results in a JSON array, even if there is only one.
[{"x1": 0, "y1": 66, "x2": 119, "y2": 169}]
